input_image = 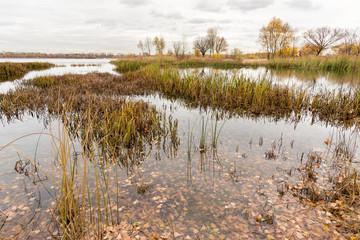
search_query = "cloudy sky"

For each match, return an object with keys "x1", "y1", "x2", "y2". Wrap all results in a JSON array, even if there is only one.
[{"x1": 0, "y1": 0, "x2": 359, "y2": 54}]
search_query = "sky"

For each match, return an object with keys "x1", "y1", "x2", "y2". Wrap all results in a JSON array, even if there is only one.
[{"x1": 0, "y1": 0, "x2": 359, "y2": 54}]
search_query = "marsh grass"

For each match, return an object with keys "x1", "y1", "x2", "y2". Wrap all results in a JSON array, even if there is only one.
[
  {"x1": 111, "y1": 58, "x2": 246, "y2": 72},
  {"x1": 266, "y1": 56, "x2": 360, "y2": 72},
  {"x1": 211, "y1": 118, "x2": 225, "y2": 148},
  {"x1": 0, "y1": 62, "x2": 54, "y2": 82},
  {"x1": 0, "y1": 71, "x2": 180, "y2": 238},
  {"x1": 199, "y1": 117, "x2": 208, "y2": 152},
  {"x1": 110, "y1": 60, "x2": 149, "y2": 73},
  {"x1": 121, "y1": 64, "x2": 360, "y2": 126}
]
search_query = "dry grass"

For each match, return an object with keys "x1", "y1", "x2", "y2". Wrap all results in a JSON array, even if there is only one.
[{"x1": 0, "y1": 62, "x2": 54, "y2": 82}]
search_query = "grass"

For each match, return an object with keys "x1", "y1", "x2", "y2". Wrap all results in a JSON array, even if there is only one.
[
  {"x1": 112, "y1": 55, "x2": 360, "y2": 73},
  {"x1": 111, "y1": 57, "x2": 247, "y2": 73},
  {"x1": 0, "y1": 71, "x2": 179, "y2": 238},
  {"x1": 265, "y1": 56, "x2": 360, "y2": 72},
  {"x1": 0, "y1": 62, "x2": 55, "y2": 82},
  {"x1": 111, "y1": 60, "x2": 149, "y2": 73},
  {"x1": 119, "y1": 64, "x2": 360, "y2": 126}
]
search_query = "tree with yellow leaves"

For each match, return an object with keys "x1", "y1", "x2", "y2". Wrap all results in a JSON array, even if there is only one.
[
  {"x1": 258, "y1": 17, "x2": 295, "y2": 59},
  {"x1": 153, "y1": 36, "x2": 166, "y2": 55}
]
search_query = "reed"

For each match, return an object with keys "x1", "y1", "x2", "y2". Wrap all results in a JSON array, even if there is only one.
[
  {"x1": 121, "y1": 65, "x2": 360, "y2": 126},
  {"x1": 266, "y1": 56, "x2": 360, "y2": 72},
  {"x1": 199, "y1": 117, "x2": 208, "y2": 152},
  {"x1": 110, "y1": 60, "x2": 148, "y2": 73},
  {"x1": 211, "y1": 118, "x2": 225, "y2": 148},
  {"x1": 0, "y1": 62, "x2": 54, "y2": 82}
]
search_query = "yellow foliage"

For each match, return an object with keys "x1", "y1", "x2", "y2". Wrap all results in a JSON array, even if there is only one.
[
  {"x1": 247, "y1": 54, "x2": 259, "y2": 59},
  {"x1": 213, "y1": 53, "x2": 225, "y2": 58},
  {"x1": 194, "y1": 49, "x2": 201, "y2": 57}
]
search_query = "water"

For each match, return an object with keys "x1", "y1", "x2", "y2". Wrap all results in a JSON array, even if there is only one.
[
  {"x1": 180, "y1": 67, "x2": 360, "y2": 94},
  {"x1": 0, "y1": 58, "x2": 119, "y2": 93},
  {"x1": 0, "y1": 60, "x2": 358, "y2": 238}
]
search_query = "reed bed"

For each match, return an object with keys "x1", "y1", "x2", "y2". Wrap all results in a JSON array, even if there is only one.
[
  {"x1": 111, "y1": 58, "x2": 246, "y2": 72},
  {"x1": 113, "y1": 56, "x2": 360, "y2": 73},
  {"x1": 266, "y1": 56, "x2": 360, "y2": 72},
  {"x1": 0, "y1": 71, "x2": 179, "y2": 238},
  {"x1": 0, "y1": 62, "x2": 55, "y2": 82},
  {"x1": 121, "y1": 64, "x2": 360, "y2": 125},
  {"x1": 111, "y1": 60, "x2": 149, "y2": 73},
  {"x1": 1, "y1": 75, "x2": 178, "y2": 159}
]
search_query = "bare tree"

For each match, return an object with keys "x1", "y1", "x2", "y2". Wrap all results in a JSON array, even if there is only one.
[
  {"x1": 206, "y1": 28, "x2": 218, "y2": 57},
  {"x1": 215, "y1": 37, "x2": 229, "y2": 54},
  {"x1": 137, "y1": 40, "x2": 144, "y2": 55},
  {"x1": 303, "y1": 27, "x2": 345, "y2": 55},
  {"x1": 193, "y1": 37, "x2": 210, "y2": 57},
  {"x1": 145, "y1": 37, "x2": 152, "y2": 55},
  {"x1": 258, "y1": 17, "x2": 295, "y2": 59},
  {"x1": 341, "y1": 28, "x2": 359, "y2": 55},
  {"x1": 173, "y1": 41, "x2": 182, "y2": 58}
]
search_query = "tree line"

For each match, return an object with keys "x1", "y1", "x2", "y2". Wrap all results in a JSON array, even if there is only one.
[
  {"x1": 259, "y1": 17, "x2": 360, "y2": 58},
  {"x1": 0, "y1": 52, "x2": 122, "y2": 59},
  {"x1": 138, "y1": 17, "x2": 359, "y2": 59}
]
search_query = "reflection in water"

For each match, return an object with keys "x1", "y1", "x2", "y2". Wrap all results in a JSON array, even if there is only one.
[
  {"x1": 180, "y1": 67, "x2": 360, "y2": 94},
  {"x1": 1, "y1": 94, "x2": 358, "y2": 238},
  {"x1": 1, "y1": 60, "x2": 360, "y2": 238}
]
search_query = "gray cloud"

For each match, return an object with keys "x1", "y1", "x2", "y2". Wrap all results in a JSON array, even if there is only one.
[
  {"x1": 150, "y1": 10, "x2": 184, "y2": 19},
  {"x1": 227, "y1": 0, "x2": 274, "y2": 11},
  {"x1": 188, "y1": 18, "x2": 216, "y2": 24},
  {"x1": 119, "y1": 0, "x2": 148, "y2": 6},
  {"x1": 285, "y1": 0, "x2": 320, "y2": 10},
  {"x1": 196, "y1": 1, "x2": 222, "y2": 12},
  {"x1": 0, "y1": 21, "x2": 16, "y2": 26}
]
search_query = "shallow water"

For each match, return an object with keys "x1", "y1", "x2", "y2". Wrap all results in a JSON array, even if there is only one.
[
  {"x1": 1, "y1": 93, "x2": 358, "y2": 238},
  {"x1": 0, "y1": 58, "x2": 119, "y2": 93},
  {"x1": 0, "y1": 60, "x2": 359, "y2": 238},
  {"x1": 180, "y1": 67, "x2": 360, "y2": 94}
]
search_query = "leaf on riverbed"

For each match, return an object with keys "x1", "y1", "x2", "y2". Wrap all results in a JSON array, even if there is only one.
[{"x1": 267, "y1": 234, "x2": 275, "y2": 240}]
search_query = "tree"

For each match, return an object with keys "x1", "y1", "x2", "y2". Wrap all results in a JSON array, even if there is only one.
[
  {"x1": 145, "y1": 37, "x2": 152, "y2": 55},
  {"x1": 258, "y1": 17, "x2": 295, "y2": 59},
  {"x1": 206, "y1": 28, "x2": 218, "y2": 57},
  {"x1": 193, "y1": 37, "x2": 210, "y2": 57},
  {"x1": 215, "y1": 37, "x2": 229, "y2": 54},
  {"x1": 230, "y1": 48, "x2": 242, "y2": 59},
  {"x1": 333, "y1": 29, "x2": 359, "y2": 55},
  {"x1": 173, "y1": 41, "x2": 182, "y2": 58},
  {"x1": 153, "y1": 36, "x2": 165, "y2": 55},
  {"x1": 299, "y1": 44, "x2": 317, "y2": 56},
  {"x1": 303, "y1": 27, "x2": 345, "y2": 55},
  {"x1": 137, "y1": 40, "x2": 144, "y2": 55}
]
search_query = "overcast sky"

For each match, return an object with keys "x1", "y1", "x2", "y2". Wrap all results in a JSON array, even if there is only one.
[{"x1": 0, "y1": 0, "x2": 359, "y2": 54}]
